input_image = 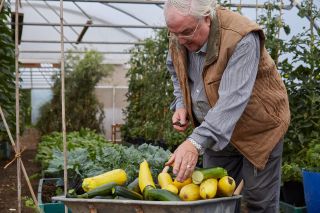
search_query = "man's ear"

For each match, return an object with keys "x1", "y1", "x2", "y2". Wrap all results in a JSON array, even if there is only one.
[{"x1": 204, "y1": 16, "x2": 211, "y2": 27}]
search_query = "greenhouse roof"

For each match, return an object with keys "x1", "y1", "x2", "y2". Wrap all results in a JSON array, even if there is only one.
[
  {"x1": 9, "y1": 0, "x2": 320, "y2": 66},
  {"x1": 10, "y1": 0, "x2": 167, "y2": 65}
]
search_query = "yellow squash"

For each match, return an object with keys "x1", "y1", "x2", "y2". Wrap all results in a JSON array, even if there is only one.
[
  {"x1": 158, "y1": 172, "x2": 173, "y2": 188},
  {"x1": 138, "y1": 159, "x2": 156, "y2": 192},
  {"x1": 162, "y1": 184, "x2": 179, "y2": 195},
  {"x1": 199, "y1": 178, "x2": 218, "y2": 199},
  {"x1": 218, "y1": 176, "x2": 236, "y2": 197},
  {"x1": 179, "y1": 183, "x2": 200, "y2": 201},
  {"x1": 82, "y1": 169, "x2": 127, "y2": 192},
  {"x1": 172, "y1": 177, "x2": 192, "y2": 191}
]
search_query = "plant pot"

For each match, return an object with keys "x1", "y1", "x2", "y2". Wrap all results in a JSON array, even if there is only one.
[
  {"x1": 302, "y1": 170, "x2": 320, "y2": 213},
  {"x1": 280, "y1": 201, "x2": 307, "y2": 213},
  {"x1": 0, "y1": 141, "x2": 12, "y2": 160},
  {"x1": 281, "y1": 181, "x2": 305, "y2": 207},
  {"x1": 38, "y1": 178, "x2": 71, "y2": 213}
]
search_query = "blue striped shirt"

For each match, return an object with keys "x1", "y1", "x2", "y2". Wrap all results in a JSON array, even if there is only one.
[{"x1": 167, "y1": 32, "x2": 260, "y2": 151}]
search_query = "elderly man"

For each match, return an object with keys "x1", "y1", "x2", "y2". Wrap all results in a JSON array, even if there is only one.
[{"x1": 164, "y1": 0, "x2": 290, "y2": 212}]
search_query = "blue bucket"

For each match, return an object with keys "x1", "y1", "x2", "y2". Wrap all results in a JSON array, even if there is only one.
[{"x1": 302, "y1": 170, "x2": 320, "y2": 213}]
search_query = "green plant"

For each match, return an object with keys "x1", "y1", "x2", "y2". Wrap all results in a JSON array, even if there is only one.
[
  {"x1": 305, "y1": 140, "x2": 320, "y2": 172},
  {"x1": 122, "y1": 29, "x2": 191, "y2": 151},
  {"x1": 36, "y1": 50, "x2": 113, "y2": 134},
  {"x1": 22, "y1": 196, "x2": 38, "y2": 212},
  {"x1": 0, "y1": 1, "x2": 16, "y2": 141},
  {"x1": 36, "y1": 129, "x2": 171, "y2": 183},
  {"x1": 0, "y1": 1, "x2": 30, "y2": 142},
  {"x1": 279, "y1": 0, "x2": 320, "y2": 181},
  {"x1": 257, "y1": 1, "x2": 291, "y2": 64}
]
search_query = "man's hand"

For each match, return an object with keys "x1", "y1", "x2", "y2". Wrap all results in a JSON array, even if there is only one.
[
  {"x1": 165, "y1": 140, "x2": 198, "y2": 182},
  {"x1": 172, "y1": 108, "x2": 189, "y2": 132}
]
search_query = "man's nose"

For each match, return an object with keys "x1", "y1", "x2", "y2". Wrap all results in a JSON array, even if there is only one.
[{"x1": 178, "y1": 37, "x2": 188, "y2": 45}]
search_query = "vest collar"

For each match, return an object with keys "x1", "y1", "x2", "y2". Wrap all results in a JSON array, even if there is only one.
[{"x1": 205, "y1": 10, "x2": 221, "y2": 66}]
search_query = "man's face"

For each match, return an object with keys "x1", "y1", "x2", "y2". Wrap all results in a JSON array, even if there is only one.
[{"x1": 166, "y1": 7, "x2": 210, "y2": 52}]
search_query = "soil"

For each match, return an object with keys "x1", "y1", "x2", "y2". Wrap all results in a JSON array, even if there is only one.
[
  {"x1": 0, "y1": 128, "x2": 42, "y2": 213},
  {"x1": 41, "y1": 182, "x2": 61, "y2": 203}
]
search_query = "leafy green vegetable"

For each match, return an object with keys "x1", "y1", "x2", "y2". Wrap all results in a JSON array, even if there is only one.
[{"x1": 36, "y1": 129, "x2": 171, "y2": 182}]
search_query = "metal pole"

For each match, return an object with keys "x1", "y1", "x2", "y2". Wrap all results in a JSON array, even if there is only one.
[
  {"x1": 20, "y1": 50, "x2": 130, "y2": 54},
  {"x1": 256, "y1": 0, "x2": 258, "y2": 21},
  {"x1": 21, "y1": 40, "x2": 145, "y2": 45},
  {"x1": 28, "y1": 0, "x2": 166, "y2": 4},
  {"x1": 25, "y1": 0, "x2": 295, "y2": 9},
  {"x1": 9, "y1": 22, "x2": 166, "y2": 28}
]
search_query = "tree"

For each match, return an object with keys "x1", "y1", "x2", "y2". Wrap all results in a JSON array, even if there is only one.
[{"x1": 36, "y1": 50, "x2": 113, "y2": 134}]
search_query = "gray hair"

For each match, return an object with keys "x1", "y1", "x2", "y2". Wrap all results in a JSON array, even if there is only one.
[{"x1": 164, "y1": 0, "x2": 216, "y2": 20}]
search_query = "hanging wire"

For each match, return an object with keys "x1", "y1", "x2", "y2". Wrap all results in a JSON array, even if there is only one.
[
  {"x1": 44, "y1": 0, "x2": 80, "y2": 37},
  {"x1": 25, "y1": 0, "x2": 77, "y2": 49},
  {"x1": 73, "y1": 1, "x2": 92, "y2": 20}
]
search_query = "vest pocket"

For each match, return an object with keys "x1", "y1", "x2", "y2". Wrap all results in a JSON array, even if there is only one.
[{"x1": 237, "y1": 95, "x2": 281, "y2": 131}]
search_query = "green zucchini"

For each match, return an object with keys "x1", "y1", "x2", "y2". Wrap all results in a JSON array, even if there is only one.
[
  {"x1": 127, "y1": 178, "x2": 141, "y2": 194},
  {"x1": 66, "y1": 189, "x2": 77, "y2": 198},
  {"x1": 112, "y1": 186, "x2": 143, "y2": 200},
  {"x1": 192, "y1": 167, "x2": 228, "y2": 184},
  {"x1": 77, "y1": 182, "x2": 117, "y2": 198},
  {"x1": 142, "y1": 185, "x2": 156, "y2": 200},
  {"x1": 145, "y1": 188, "x2": 181, "y2": 201}
]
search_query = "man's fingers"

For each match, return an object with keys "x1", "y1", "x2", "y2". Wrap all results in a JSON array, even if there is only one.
[
  {"x1": 165, "y1": 154, "x2": 175, "y2": 166},
  {"x1": 173, "y1": 125, "x2": 187, "y2": 132},
  {"x1": 176, "y1": 152, "x2": 198, "y2": 182},
  {"x1": 176, "y1": 159, "x2": 188, "y2": 182},
  {"x1": 173, "y1": 154, "x2": 182, "y2": 175},
  {"x1": 182, "y1": 155, "x2": 197, "y2": 180},
  {"x1": 176, "y1": 153, "x2": 192, "y2": 182}
]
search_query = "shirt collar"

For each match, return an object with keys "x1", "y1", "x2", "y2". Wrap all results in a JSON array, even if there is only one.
[{"x1": 196, "y1": 42, "x2": 208, "y2": 55}]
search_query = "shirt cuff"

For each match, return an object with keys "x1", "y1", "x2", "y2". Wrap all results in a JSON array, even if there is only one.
[
  {"x1": 175, "y1": 101, "x2": 185, "y2": 110},
  {"x1": 170, "y1": 97, "x2": 185, "y2": 111},
  {"x1": 189, "y1": 130, "x2": 223, "y2": 152},
  {"x1": 187, "y1": 137, "x2": 205, "y2": 155}
]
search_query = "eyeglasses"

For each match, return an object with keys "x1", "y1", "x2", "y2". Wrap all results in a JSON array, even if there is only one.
[{"x1": 167, "y1": 20, "x2": 201, "y2": 39}]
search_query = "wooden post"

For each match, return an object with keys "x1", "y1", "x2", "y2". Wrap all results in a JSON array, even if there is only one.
[{"x1": 111, "y1": 124, "x2": 123, "y2": 143}]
